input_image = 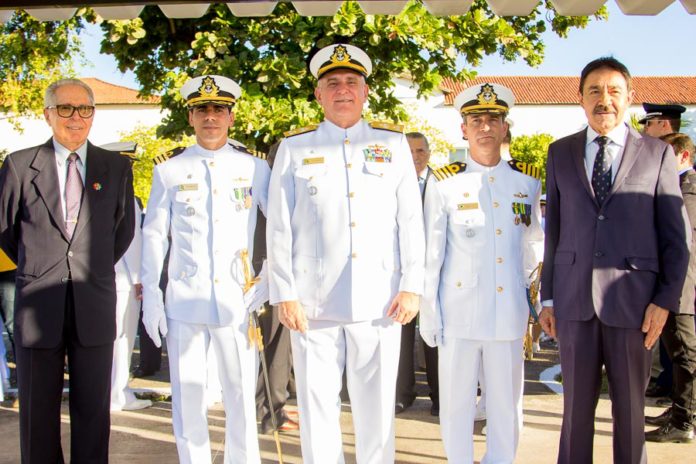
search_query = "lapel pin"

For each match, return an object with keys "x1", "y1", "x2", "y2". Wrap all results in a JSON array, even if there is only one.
[{"x1": 93, "y1": 182, "x2": 102, "y2": 191}]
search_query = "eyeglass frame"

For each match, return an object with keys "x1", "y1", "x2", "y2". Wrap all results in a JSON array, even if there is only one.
[{"x1": 45, "y1": 104, "x2": 96, "y2": 119}]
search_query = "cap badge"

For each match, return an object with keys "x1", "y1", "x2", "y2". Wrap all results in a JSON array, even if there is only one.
[
  {"x1": 199, "y1": 76, "x2": 220, "y2": 98},
  {"x1": 330, "y1": 45, "x2": 351, "y2": 65},
  {"x1": 477, "y1": 84, "x2": 497, "y2": 106}
]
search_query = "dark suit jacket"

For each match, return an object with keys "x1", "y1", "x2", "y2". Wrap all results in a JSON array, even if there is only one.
[
  {"x1": 678, "y1": 168, "x2": 696, "y2": 315},
  {"x1": 0, "y1": 139, "x2": 134, "y2": 348},
  {"x1": 541, "y1": 127, "x2": 689, "y2": 329}
]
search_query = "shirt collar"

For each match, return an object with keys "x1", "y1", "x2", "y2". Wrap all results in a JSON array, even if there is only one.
[
  {"x1": 194, "y1": 142, "x2": 232, "y2": 158},
  {"x1": 53, "y1": 139, "x2": 88, "y2": 165},
  {"x1": 467, "y1": 156, "x2": 503, "y2": 173},
  {"x1": 586, "y1": 123, "x2": 628, "y2": 148}
]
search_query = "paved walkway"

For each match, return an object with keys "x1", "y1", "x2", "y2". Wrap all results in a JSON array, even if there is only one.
[{"x1": 0, "y1": 346, "x2": 693, "y2": 463}]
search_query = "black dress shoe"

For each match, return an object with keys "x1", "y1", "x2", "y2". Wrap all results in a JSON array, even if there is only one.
[
  {"x1": 430, "y1": 403, "x2": 439, "y2": 417},
  {"x1": 132, "y1": 366, "x2": 157, "y2": 378},
  {"x1": 645, "y1": 382, "x2": 670, "y2": 398},
  {"x1": 645, "y1": 423, "x2": 694, "y2": 443},
  {"x1": 646, "y1": 408, "x2": 672, "y2": 427}
]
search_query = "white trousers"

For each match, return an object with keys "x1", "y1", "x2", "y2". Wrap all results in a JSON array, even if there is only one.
[
  {"x1": 167, "y1": 318, "x2": 260, "y2": 464},
  {"x1": 111, "y1": 285, "x2": 140, "y2": 409},
  {"x1": 439, "y1": 337, "x2": 524, "y2": 464},
  {"x1": 291, "y1": 318, "x2": 401, "y2": 464}
]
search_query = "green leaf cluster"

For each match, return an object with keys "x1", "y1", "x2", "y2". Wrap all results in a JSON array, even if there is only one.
[
  {"x1": 509, "y1": 132, "x2": 554, "y2": 191},
  {"x1": 94, "y1": 1, "x2": 605, "y2": 147}
]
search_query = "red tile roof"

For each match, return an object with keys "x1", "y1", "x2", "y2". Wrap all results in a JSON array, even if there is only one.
[
  {"x1": 82, "y1": 77, "x2": 159, "y2": 105},
  {"x1": 441, "y1": 76, "x2": 696, "y2": 106}
]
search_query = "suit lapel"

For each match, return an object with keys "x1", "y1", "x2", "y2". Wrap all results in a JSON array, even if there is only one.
[
  {"x1": 72, "y1": 142, "x2": 107, "y2": 241},
  {"x1": 30, "y1": 139, "x2": 70, "y2": 242},
  {"x1": 570, "y1": 130, "x2": 596, "y2": 203},
  {"x1": 607, "y1": 128, "x2": 642, "y2": 201}
]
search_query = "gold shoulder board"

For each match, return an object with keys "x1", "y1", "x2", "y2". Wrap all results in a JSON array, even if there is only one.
[
  {"x1": 433, "y1": 161, "x2": 467, "y2": 182},
  {"x1": 369, "y1": 121, "x2": 404, "y2": 133},
  {"x1": 153, "y1": 146, "x2": 186, "y2": 165},
  {"x1": 284, "y1": 124, "x2": 319, "y2": 138},
  {"x1": 228, "y1": 140, "x2": 268, "y2": 160},
  {"x1": 507, "y1": 159, "x2": 541, "y2": 180}
]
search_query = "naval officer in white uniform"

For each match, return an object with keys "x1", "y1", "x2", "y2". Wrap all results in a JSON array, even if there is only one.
[
  {"x1": 110, "y1": 196, "x2": 152, "y2": 411},
  {"x1": 267, "y1": 44, "x2": 425, "y2": 463},
  {"x1": 141, "y1": 75, "x2": 270, "y2": 464},
  {"x1": 420, "y1": 83, "x2": 544, "y2": 463}
]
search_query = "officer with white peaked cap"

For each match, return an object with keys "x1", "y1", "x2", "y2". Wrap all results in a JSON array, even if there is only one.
[
  {"x1": 421, "y1": 82, "x2": 544, "y2": 463},
  {"x1": 141, "y1": 74, "x2": 270, "y2": 464},
  {"x1": 267, "y1": 44, "x2": 425, "y2": 463}
]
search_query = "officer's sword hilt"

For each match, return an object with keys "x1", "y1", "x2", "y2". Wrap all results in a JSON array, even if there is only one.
[{"x1": 240, "y1": 248, "x2": 284, "y2": 463}]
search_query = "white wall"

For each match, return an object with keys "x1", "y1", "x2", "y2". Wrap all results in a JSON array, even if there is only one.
[{"x1": 1, "y1": 104, "x2": 165, "y2": 153}]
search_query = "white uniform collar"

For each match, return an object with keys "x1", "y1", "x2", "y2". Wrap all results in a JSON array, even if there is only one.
[
  {"x1": 323, "y1": 118, "x2": 364, "y2": 137},
  {"x1": 194, "y1": 142, "x2": 233, "y2": 158},
  {"x1": 467, "y1": 156, "x2": 503, "y2": 173}
]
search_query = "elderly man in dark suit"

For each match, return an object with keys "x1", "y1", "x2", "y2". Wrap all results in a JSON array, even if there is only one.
[
  {"x1": 539, "y1": 57, "x2": 690, "y2": 464},
  {"x1": 0, "y1": 78, "x2": 134, "y2": 463}
]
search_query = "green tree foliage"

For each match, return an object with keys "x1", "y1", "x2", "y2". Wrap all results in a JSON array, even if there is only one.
[
  {"x1": 509, "y1": 133, "x2": 554, "y2": 191},
  {"x1": 118, "y1": 125, "x2": 195, "y2": 203},
  {"x1": 0, "y1": 11, "x2": 82, "y2": 129},
  {"x1": 95, "y1": 0, "x2": 606, "y2": 150}
]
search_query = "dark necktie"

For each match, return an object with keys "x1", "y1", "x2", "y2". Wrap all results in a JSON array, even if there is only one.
[
  {"x1": 591, "y1": 136, "x2": 611, "y2": 205},
  {"x1": 65, "y1": 152, "x2": 83, "y2": 238}
]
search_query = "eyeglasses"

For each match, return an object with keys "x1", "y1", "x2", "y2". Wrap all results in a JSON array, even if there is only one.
[{"x1": 46, "y1": 104, "x2": 95, "y2": 119}]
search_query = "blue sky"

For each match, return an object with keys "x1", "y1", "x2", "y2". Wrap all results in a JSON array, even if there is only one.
[{"x1": 77, "y1": 1, "x2": 696, "y2": 90}]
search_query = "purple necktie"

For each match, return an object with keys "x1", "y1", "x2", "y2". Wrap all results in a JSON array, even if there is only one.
[
  {"x1": 65, "y1": 152, "x2": 83, "y2": 238},
  {"x1": 591, "y1": 136, "x2": 611, "y2": 205}
]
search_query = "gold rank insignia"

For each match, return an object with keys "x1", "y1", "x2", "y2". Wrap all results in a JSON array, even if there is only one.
[
  {"x1": 369, "y1": 121, "x2": 404, "y2": 133},
  {"x1": 477, "y1": 84, "x2": 498, "y2": 106},
  {"x1": 433, "y1": 161, "x2": 467, "y2": 181},
  {"x1": 228, "y1": 140, "x2": 267, "y2": 160},
  {"x1": 508, "y1": 160, "x2": 541, "y2": 179},
  {"x1": 199, "y1": 76, "x2": 220, "y2": 99},
  {"x1": 284, "y1": 124, "x2": 319, "y2": 138},
  {"x1": 458, "y1": 202, "x2": 478, "y2": 210},
  {"x1": 153, "y1": 146, "x2": 186, "y2": 165}
]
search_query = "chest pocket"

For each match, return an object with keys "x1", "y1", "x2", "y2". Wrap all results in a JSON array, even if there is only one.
[
  {"x1": 450, "y1": 205, "x2": 486, "y2": 244},
  {"x1": 362, "y1": 162, "x2": 390, "y2": 179},
  {"x1": 295, "y1": 165, "x2": 328, "y2": 199},
  {"x1": 173, "y1": 190, "x2": 204, "y2": 220}
]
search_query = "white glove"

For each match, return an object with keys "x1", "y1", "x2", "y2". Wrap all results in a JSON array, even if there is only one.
[
  {"x1": 142, "y1": 305, "x2": 168, "y2": 348},
  {"x1": 420, "y1": 329, "x2": 444, "y2": 348},
  {"x1": 244, "y1": 260, "x2": 270, "y2": 314}
]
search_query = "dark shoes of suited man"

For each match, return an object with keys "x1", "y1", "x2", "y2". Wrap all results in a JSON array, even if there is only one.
[
  {"x1": 645, "y1": 407, "x2": 672, "y2": 427},
  {"x1": 645, "y1": 423, "x2": 694, "y2": 443}
]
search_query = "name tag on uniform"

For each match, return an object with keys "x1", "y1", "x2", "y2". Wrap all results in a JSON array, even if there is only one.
[
  {"x1": 178, "y1": 183, "x2": 198, "y2": 191},
  {"x1": 458, "y1": 202, "x2": 478, "y2": 211},
  {"x1": 303, "y1": 157, "x2": 324, "y2": 165}
]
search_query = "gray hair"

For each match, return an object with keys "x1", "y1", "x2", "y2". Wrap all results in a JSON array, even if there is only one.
[{"x1": 44, "y1": 79, "x2": 95, "y2": 108}]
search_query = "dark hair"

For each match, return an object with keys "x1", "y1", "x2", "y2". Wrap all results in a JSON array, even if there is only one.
[
  {"x1": 579, "y1": 57, "x2": 632, "y2": 94},
  {"x1": 667, "y1": 118, "x2": 681, "y2": 133},
  {"x1": 406, "y1": 132, "x2": 430, "y2": 150},
  {"x1": 503, "y1": 128, "x2": 512, "y2": 144},
  {"x1": 661, "y1": 132, "x2": 695, "y2": 164}
]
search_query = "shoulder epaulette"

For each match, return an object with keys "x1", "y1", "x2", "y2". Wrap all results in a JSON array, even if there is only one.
[
  {"x1": 228, "y1": 140, "x2": 267, "y2": 161},
  {"x1": 369, "y1": 120, "x2": 404, "y2": 133},
  {"x1": 508, "y1": 159, "x2": 541, "y2": 180},
  {"x1": 284, "y1": 124, "x2": 319, "y2": 138},
  {"x1": 153, "y1": 146, "x2": 186, "y2": 165},
  {"x1": 432, "y1": 161, "x2": 467, "y2": 181}
]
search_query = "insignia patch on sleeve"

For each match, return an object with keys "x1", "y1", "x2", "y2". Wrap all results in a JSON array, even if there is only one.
[
  {"x1": 433, "y1": 161, "x2": 467, "y2": 181},
  {"x1": 508, "y1": 160, "x2": 541, "y2": 179}
]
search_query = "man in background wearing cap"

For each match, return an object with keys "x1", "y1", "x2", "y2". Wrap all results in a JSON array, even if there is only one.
[
  {"x1": 419, "y1": 83, "x2": 544, "y2": 462},
  {"x1": 0, "y1": 78, "x2": 134, "y2": 463},
  {"x1": 267, "y1": 44, "x2": 424, "y2": 462},
  {"x1": 640, "y1": 103, "x2": 686, "y2": 138},
  {"x1": 644, "y1": 132, "x2": 696, "y2": 444},
  {"x1": 141, "y1": 75, "x2": 270, "y2": 464},
  {"x1": 539, "y1": 57, "x2": 689, "y2": 464}
]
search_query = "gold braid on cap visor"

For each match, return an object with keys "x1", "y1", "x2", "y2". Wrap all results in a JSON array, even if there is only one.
[
  {"x1": 186, "y1": 95, "x2": 236, "y2": 107},
  {"x1": 460, "y1": 104, "x2": 509, "y2": 115},
  {"x1": 317, "y1": 61, "x2": 368, "y2": 78}
]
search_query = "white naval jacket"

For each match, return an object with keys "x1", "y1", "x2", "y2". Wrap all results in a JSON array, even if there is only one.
[
  {"x1": 267, "y1": 119, "x2": 425, "y2": 322},
  {"x1": 141, "y1": 143, "x2": 270, "y2": 327},
  {"x1": 115, "y1": 198, "x2": 142, "y2": 292},
  {"x1": 420, "y1": 158, "x2": 544, "y2": 343}
]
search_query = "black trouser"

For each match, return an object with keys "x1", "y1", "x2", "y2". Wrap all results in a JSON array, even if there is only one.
[
  {"x1": 396, "y1": 317, "x2": 439, "y2": 406},
  {"x1": 17, "y1": 283, "x2": 112, "y2": 464},
  {"x1": 255, "y1": 304, "x2": 292, "y2": 430},
  {"x1": 660, "y1": 313, "x2": 696, "y2": 429}
]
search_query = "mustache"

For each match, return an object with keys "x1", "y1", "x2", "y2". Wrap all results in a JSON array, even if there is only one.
[{"x1": 593, "y1": 105, "x2": 612, "y2": 114}]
